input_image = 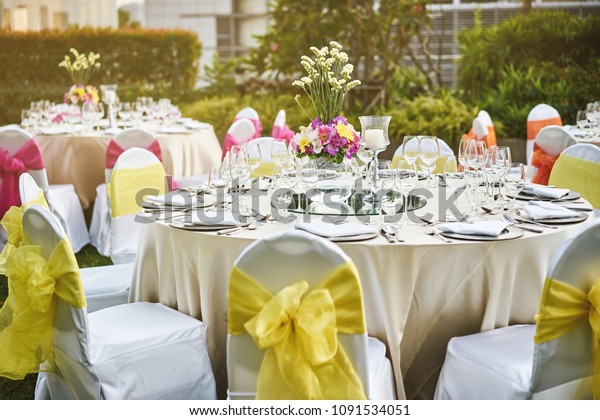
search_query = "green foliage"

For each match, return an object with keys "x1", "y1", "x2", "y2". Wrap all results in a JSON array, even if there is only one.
[
  {"x1": 458, "y1": 11, "x2": 600, "y2": 139},
  {"x1": 381, "y1": 92, "x2": 477, "y2": 160},
  {"x1": 200, "y1": 52, "x2": 238, "y2": 97},
  {"x1": 0, "y1": 27, "x2": 201, "y2": 125},
  {"x1": 458, "y1": 11, "x2": 600, "y2": 97},
  {"x1": 246, "y1": 0, "x2": 435, "y2": 101}
]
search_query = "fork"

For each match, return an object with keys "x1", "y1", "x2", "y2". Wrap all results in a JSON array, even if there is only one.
[
  {"x1": 501, "y1": 214, "x2": 543, "y2": 233},
  {"x1": 515, "y1": 209, "x2": 558, "y2": 229},
  {"x1": 423, "y1": 226, "x2": 453, "y2": 243}
]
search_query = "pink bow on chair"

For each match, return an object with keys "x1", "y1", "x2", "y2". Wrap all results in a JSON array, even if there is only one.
[
  {"x1": 272, "y1": 125, "x2": 295, "y2": 142},
  {"x1": 0, "y1": 140, "x2": 45, "y2": 219},
  {"x1": 105, "y1": 139, "x2": 163, "y2": 169},
  {"x1": 222, "y1": 132, "x2": 243, "y2": 159},
  {"x1": 234, "y1": 116, "x2": 262, "y2": 140}
]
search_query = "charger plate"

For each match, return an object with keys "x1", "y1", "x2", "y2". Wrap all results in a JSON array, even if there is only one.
[{"x1": 436, "y1": 225, "x2": 523, "y2": 241}]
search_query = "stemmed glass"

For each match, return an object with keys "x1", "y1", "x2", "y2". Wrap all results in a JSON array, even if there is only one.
[
  {"x1": 465, "y1": 169, "x2": 487, "y2": 221},
  {"x1": 401, "y1": 135, "x2": 420, "y2": 169},
  {"x1": 356, "y1": 144, "x2": 374, "y2": 179},
  {"x1": 464, "y1": 139, "x2": 486, "y2": 171},
  {"x1": 245, "y1": 142, "x2": 262, "y2": 177},
  {"x1": 483, "y1": 146, "x2": 510, "y2": 208},
  {"x1": 298, "y1": 159, "x2": 318, "y2": 211},
  {"x1": 81, "y1": 102, "x2": 97, "y2": 133},
  {"x1": 503, "y1": 163, "x2": 526, "y2": 209},
  {"x1": 394, "y1": 158, "x2": 418, "y2": 226},
  {"x1": 417, "y1": 136, "x2": 439, "y2": 187}
]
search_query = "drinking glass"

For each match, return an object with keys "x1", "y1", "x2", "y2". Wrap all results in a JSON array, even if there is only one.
[
  {"x1": 457, "y1": 137, "x2": 470, "y2": 170},
  {"x1": 356, "y1": 144, "x2": 374, "y2": 178},
  {"x1": 394, "y1": 158, "x2": 418, "y2": 226},
  {"x1": 402, "y1": 135, "x2": 420, "y2": 167},
  {"x1": 21, "y1": 110, "x2": 32, "y2": 131},
  {"x1": 271, "y1": 141, "x2": 290, "y2": 169},
  {"x1": 576, "y1": 110, "x2": 588, "y2": 130},
  {"x1": 443, "y1": 155, "x2": 465, "y2": 190},
  {"x1": 119, "y1": 102, "x2": 133, "y2": 125},
  {"x1": 380, "y1": 172, "x2": 403, "y2": 226},
  {"x1": 465, "y1": 169, "x2": 487, "y2": 221},
  {"x1": 503, "y1": 163, "x2": 526, "y2": 209},
  {"x1": 417, "y1": 136, "x2": 439, "y2": 186},
  {"x1": 245, "y1": 142, "x2": 262, "y2": 176},
  {"x1": 81, "y1": 102, "x2": 97, "y2": 133},
  {"x1": 298, "y1": 159, "x2": 318, "y2": 191},
  {"x1": 464, "y1": 139, "x2": 486, "y2": 171},
  {"x1": 483, "y1": 147, "x2": 509, "y2": 207}
]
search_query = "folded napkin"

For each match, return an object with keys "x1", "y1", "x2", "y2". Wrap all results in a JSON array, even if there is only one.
[
  {"x1": 40, "y1": 125, "x2": 76, "y2": 135},
  {"x1": 523, "y1": 201, "x2": 580, "y2": 220},
  {"x1": 185, "y1": 121, "x2": 210, "y2": 130},
  {"x1": 146, "y1": 193, "x2": 197, "y2": 207},
  {"x1": 190, "y1": 211, "x2": 244, "y2": 226},
  {"x1": 522, "y1": 184, "x2": 569, "y2": 199},
  {"x1": 295, "y1": 220, "x2": 377, "y2": 238},
  {"x1": 438, "y1": 221, "x2": 509, "y2": 237},
  {"x1": 159, "y1": 126, "x2": 189, "y2": 134},
  {"x1": 177, "y1": 117, "x2": 193, "y2": 124}
]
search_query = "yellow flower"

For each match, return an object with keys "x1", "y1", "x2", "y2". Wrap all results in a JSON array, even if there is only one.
[
  {"x1": 336, "y1": 123, "x2": 355, "y2": 141},
  {"x1": 299, "y1": 137, "x2": 311, "y2": 153},
  {"x1": 73, "y1": 86, "x2": 85, "y2": 97}
]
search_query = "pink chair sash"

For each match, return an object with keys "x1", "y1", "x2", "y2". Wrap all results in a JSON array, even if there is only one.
[
  {"x1": 0, "y1": 139, "x2": 45, "y2": 219},
  {"x1": 105, "y1": 138, "x2": 163, "y2": 169},
  {"x1": 222, "y1": 132, "x2": 243, "y2": 159},
  {"x1": 271, "y1": 124, "x2": 295, "y2": 142}
]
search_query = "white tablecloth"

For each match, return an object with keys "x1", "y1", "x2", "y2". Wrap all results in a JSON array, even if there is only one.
[
  {"x1": 129, "y1": 186, "x2": 594, "y2": 399},
  {"x1": 37, "y1": 127, "x2": 222, "y2": 208}
]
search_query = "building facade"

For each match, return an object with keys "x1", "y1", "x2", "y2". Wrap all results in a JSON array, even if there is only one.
[{"x1": 1, "y1": 0, "x2": 118, "y2": 31}]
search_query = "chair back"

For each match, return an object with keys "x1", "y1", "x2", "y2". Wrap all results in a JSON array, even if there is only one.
[
  {"x1": 222, "y1": 118, "x2": 257, "y2": 159},
  {"x1": 392, "y1": 137, "x2": 454, "y2": 174},
  {"x1": 529, "y1": 219, "x2": 600, "y2": 399},
  {"x1": 105, "y1": 128, "x2": 161, "y2": 183},
  {"x1": 110, "y1": 147, "x2": 166, "y2": 264},
  {"x1": 273, "y1": 109, "x2": 286, "y2": 128},
  {"x1": 271, "y1": 109, "x2": 295, "y2": 141},
  {"x1": 227, "y1": 230, "x2": 371, "y2": 399},
  {"x1": 19, "y1": 172, "x2": 49, "y2": 209},
  {"x1": 246, "y1": 136, "x2": 280, "y2": 177},
  {"x1": 534, "y1": 126, "x2": 577, "y2": 158},
  {"x1": 22, "y1": 205, "x2": 99, "y2": 399},
  {"x1": 235, "y1": 107, "x2": 262, "y2": 139},
  {"x1": 548, "y1": 144, "x2": 600, "y2": 209},
  {"x1": 0, "y1": 129, "x2": 49, "y2": 218},
  {"x1": 527, "y1": 104, "x2": 562, "y2": 163}
]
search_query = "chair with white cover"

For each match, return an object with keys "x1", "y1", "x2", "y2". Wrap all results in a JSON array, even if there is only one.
[
  {"x1": 549, "y1": 144, "x2": 600, "y2": 215},
  {"x1": 89, "y1": 128, "x2": 161, "y2": 256},
  {"x1": 109, "y1": 147, "x2": 166, "y2": 264},
  {"x1": 221, "y1": 118, "x2": 257, "y2": 160},
  {"x1": 235, "y1": 106, "x2": 262, "y2": 139},
  {"x1": 271, "y1": 109, "x2": 295, "y2": 141},
  {"x1": 19, "y1": 172, "x2": 131, "y2": 313},
  {"x1": 7, "y1": 205, "x2": 216, "y2": 399},
  {"x1": 477, "y1": 110, "x2": 497, "y2": 148},
  {"x1": 527, "y1": 104, "x2": 562, "y2": 165},
  {"x1": 227, "y1": 230, "x2": 396, "y2": 400},
  {"x1": 246, "y1": 136, "x2": 281, "y2": 178},
  {"x1": 530, "y1": 126, "x2": 577, "y2": 185},
  {"x1": 434, "y1": 219, "x2": 600, "y2": 399},
  {"x1": 392, "y1": 137, "x2": 454, "y2": 174},
  {"x1": 0, "y1": 128, "x2": 89, "y2": 252}
]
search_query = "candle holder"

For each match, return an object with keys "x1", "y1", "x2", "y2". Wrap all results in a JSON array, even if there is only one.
[
  {"x1": 100, "y1": 84, "x2": 118, "y2": 129},
  {"x1": 359, "y1": 115, "x2": 391, "y2": 202}
]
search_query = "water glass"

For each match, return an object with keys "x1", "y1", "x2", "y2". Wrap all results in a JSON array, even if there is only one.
[
  {"x1": 417, "y1": 136, "x2": 439, "y2": 186},
  {"x1": 465, "y1": 169, "x2": 487, "y2": 221},
  {"x1": 394, "y1": 158, "x2": 418, "y2": 225},
  {"x1": 503, "y1": 163, "x2": 526, "y2": 209}
]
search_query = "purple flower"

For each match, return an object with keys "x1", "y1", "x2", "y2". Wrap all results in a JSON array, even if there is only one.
[
  {"x1": 331, "y1": 115, "x2": 348, "y2": 125},
  {"x1": 311, "y1": 118, "x2": 323, "y2": 129}
]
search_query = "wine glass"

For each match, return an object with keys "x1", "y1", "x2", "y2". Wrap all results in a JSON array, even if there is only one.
[
  {"x1": 465, "y1": 169, "x2": 487, "y2": 221},
  {"x1": 483, "y1": 147, "x2": 507, "y2": 207},
  {"x1": 417, "y1": 136, "x2": 439, "y2": 187},
  {"x1": 356, "y1": 144, "x2": 374, "y2": 178},
  {"x1": 457, "y1": 137, "x2": 471, "y2": 170},
  {"x1": 443, "y1": 155, "x2": 466, "y2": 190},
  {"x1": 394, "y1": 158, "x2": 418, "y2": 226},
  {"x1": 271, "y1": 141, "x2": 290, "y2": 169},
  {"x1": 464, "y1": 139, "x2": 486, "y2": 171},
  {"x1": 245, "y1": 142, "x2": 262, "y2": 177},
  {"x1": 503, "y1": 163, "x2": 526, "y2": 209},
  {"x1": 119, "y1": 102, "x2": 133, "y2": 125},
  {"x1": 81, "y1": 102, "x2": 97, "y2": 133}
]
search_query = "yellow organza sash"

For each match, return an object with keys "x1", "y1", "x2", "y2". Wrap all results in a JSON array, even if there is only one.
[
  {"x1": 228, "y1": 262, "x2": 368, "y2": 400},
  {"x1": 0, "y1": 192, "x2": 48, "y2": 275},
  {"x1": 109, "y1": 163, "x2": 166, "y2": 217},
  {"x1": 0, "y1": 238, "x2": 86, "y2": 379},
  {"x1": 392, "y1": 155, "x2": 447, "y2": 174},
  {"x1": 548, "y1": 154, "x2": 600, "y2": 209},
  {"x1": 534, "y1": 277, "x2": 600, "y2": 399},
  {"x1": 251, "y1": 162, "x2": 275, "y2": 178}
]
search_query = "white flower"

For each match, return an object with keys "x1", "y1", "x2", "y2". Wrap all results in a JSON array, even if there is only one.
[
  {"x1": 300, "y1": 76, "x2": 313, "y2": 85},
  {"x1": 292, "y1": 80, "x2": 305, "y2": 88},
  {"x1": 329, "y1": 41, "x2": 342, "y2": 50}
]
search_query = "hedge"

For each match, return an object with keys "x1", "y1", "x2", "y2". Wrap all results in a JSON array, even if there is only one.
[{"x1": 0, "y1": 27, "x2": 201, "y2": 125}]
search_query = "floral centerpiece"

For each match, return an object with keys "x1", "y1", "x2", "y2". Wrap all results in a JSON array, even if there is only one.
[
  {"x1": 58, "y1": 48, "x2": 101, "y2": 105},
  {"x1": 290, "y1": 41, "x2": 361, "y2": 165}
]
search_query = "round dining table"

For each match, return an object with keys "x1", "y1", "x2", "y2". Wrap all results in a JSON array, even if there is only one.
[
  {"x1": 128, "y1": 182, "x2": 595, "y2": 399},
  {"x1": 36, "y1": 125, "x2": 222, "y2": 209}
]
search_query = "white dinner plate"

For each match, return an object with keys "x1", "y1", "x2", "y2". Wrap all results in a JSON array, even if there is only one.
[
  {"x1": 507, "y1": 208, "x2": 589, "y2": 225},
  {"x1": 436, "y1": 225, "x2": 523, "y2": 241}
]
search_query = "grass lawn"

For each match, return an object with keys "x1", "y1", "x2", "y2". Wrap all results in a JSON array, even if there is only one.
[{"x1": 0, "y1": 245, "x2": 112, "y2": 400}]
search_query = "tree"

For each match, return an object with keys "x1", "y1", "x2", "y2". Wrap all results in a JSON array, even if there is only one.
[{"x1": 246, "y1": 0, "x2": 438, "y2": 109}]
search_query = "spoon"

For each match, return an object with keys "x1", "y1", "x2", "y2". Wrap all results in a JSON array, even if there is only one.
[
  {"x1": 380, "y1": 226, "x2": 396, "y2": 243},
  {"x1": 218, "y1": 219, "x2": 263, "y2": 236},
  {"x1": 384, "y1": 224, "x2": 404, "y2": 242},
  {"x1": 423, "y1": 226, "x2": 453, "y2": 243}
]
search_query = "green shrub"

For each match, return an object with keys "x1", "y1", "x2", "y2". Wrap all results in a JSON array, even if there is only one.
[{"x1": 0, "y1": 27, "x2": 201, "y2": 125}]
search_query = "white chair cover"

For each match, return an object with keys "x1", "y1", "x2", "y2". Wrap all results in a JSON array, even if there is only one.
[
  {"x1": 89, "y1": 129, "x2": 158, "y2": 257},
  {"x1": 0, "y1": 128, "x2": 89, "y2": 252},
  {"x1": 534, "y1": 126, "x2": 577, "y2": 157},
  {"x1": 23, "y1": 205, "x2": 216, "y2": 400},
  {"x1": 434, "y1": 219, "x2": 600, "y2": 399},
  {"x1": 109, "y1": 148, "x2": 166, "y2": 264},
  {"x1": 20, "y1": 172, "x2": 131, "y2": 312},
  {"x1": 273, "y1": 109, "x2": 286, "y2": 128},
  {"x1": 235, "y1": 107, "x2": 260, "y2": 121},
  {"x1": 247, "y1": 136, "x2": 277, "y2": 163},
  {"x1": 526, "y1": 104, "x2": 562, "y2": 164},
  {"x1": 472, "y1": 117, "x2": 489, "y2": 140},
  {"x1": 227, "y1": 230, "x2": 396, "y2": 400}
]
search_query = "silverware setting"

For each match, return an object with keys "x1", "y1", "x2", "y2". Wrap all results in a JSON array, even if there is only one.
[
  {"x1": 423, "y1": 226, "x2": 453, "y2": 243},
  {"x1": 501, "y1": 214, "x2": 543, "y2": 233},
  {"x1": 515, "y1": 209, "x2": 558, "y2": 229}
]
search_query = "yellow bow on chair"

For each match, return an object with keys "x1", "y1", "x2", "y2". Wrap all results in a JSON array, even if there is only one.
[
  {"x1": 0, "y1": 239, "x2": 86, "y2": 380},
  {"x1": 0, "y1": 191, "x2": 49, "y2": 275},
  {"x1": 534, "y1": 277, "x2": 600, "y2": 399},
  {"x1": 228, "y1": 262, "x2": 368, "y2": 400}
]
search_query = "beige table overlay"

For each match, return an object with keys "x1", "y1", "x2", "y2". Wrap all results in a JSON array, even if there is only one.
[
  {"x1": 129, "y1": 187, "x2": 593, "y2": 399},
  {"x1": 37, "y1": 128, "x2": 222, "y2": 209}
]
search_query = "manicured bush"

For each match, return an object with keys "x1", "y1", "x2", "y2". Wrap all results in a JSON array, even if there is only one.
[{"x1": 0, "y1": 27, "x2": 201, "y2": 125}]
